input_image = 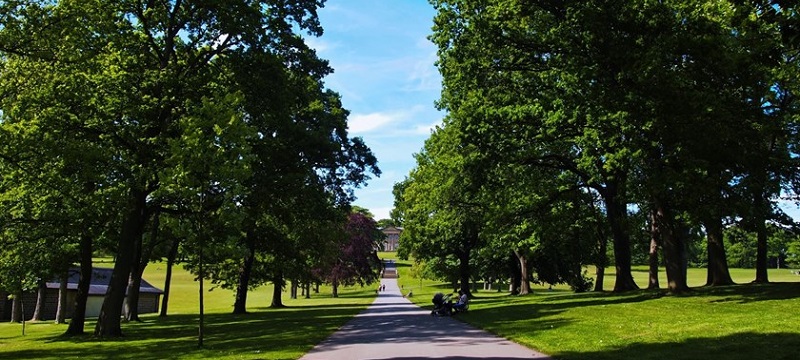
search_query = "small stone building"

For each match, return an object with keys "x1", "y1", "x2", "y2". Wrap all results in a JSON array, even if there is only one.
[
  {"x1": 0, "y1": 267, "x2": 163, "y2": 321},
  {"x1": 380, "y1": 226, "x2": 402, "y2": 252}
]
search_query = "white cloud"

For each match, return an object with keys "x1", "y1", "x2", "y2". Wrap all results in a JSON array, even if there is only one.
[
  {"x1": 348, "y1": 106, "x2": 443, "y2": 140},
  {"x1": 406, "y1": 39, "x2": 442, "y2": 92},
  {"x1": 414, "y1": 120, "x2": 442, "y2": 135},
  {"x1": 304, "y1": 37, "x2": 337, "y2": 54},
  {"x1": 349, "y1": 111, "x2": 404, "y2": 134},
  {"x1": 406, "y1": 57, "x2": 440, "y2": 92}
]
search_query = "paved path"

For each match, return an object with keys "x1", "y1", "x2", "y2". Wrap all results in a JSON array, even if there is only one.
[{"x1": 300, "y1": 263, "x2": 551, "y2": 360}]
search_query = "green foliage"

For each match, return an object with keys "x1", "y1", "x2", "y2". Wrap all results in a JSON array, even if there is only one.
[
  {"x1": 724, "y1": 226, "x2": 758, "y2": 268},
  {"x1": 722, "y1": 224, "x2": 800, "y2": 269},
  {"x1": 0, "y1": 0, "x2": 379, "y2": 335},
  {"x1": 403, "y1": 0, "x2": 800, "y2": 294},
  {"x1": 393, "y1": 122, "x2": 486, "y2": 293}
]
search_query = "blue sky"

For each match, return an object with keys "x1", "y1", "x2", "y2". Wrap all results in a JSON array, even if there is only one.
[{"x1": 309, "y1": 1, "x2": 442, "y2": 220}]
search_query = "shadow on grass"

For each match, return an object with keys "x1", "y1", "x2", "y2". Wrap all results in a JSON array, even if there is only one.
[
  {"x1": 703, "y1": 282, "x2": 800, "y2": 303},
  {"x1": 555, "y1": 332, "x2": 800, "y2": 360},
  {"x1": 392, "y1": 261, "x2": 412, "y2": 268},
  {"x1": 528, "y1": 281, "x2": 800, "y2": 304},
  {"x1": 458, "y1": 298, "x2": 573, "y2": 336},
  {"x1": 524, "y1": 290, "x2": 664, "y2": 309},
  {"x1": 2, "y1": 303, "x2": 369, "y2": 360}
]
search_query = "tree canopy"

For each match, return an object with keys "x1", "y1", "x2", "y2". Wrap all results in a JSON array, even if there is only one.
[
  {"x1": 395, "y1": 0, "x2": 800, "y2": 294},
  {"x1": 0, "y1": 0, "x2": 379, "y2": 337}
]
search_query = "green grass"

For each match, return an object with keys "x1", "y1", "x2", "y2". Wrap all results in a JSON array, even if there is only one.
[
  {"x1": 397, "y1": 262, "x2": 800, "y2": 360},
  {"x1": 0, "y1": 263, "x2": 376, "y2": 360},
  {"x1": 8, "y1": 256, "x2": 796, "y2": 360}
]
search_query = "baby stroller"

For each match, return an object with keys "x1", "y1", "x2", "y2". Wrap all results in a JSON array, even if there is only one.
[{"x1": 431, "y1": 292, "x2": 453, "y2": 316}]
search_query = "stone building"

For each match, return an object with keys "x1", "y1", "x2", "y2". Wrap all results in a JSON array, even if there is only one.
[{"x1": 380, "y1": 226, "x2": 402, "y2": 252}]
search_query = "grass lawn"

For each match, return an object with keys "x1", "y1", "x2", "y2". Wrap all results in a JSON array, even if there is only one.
[
  {"x1": 4, "y1": 252, "x2": 797, "y2": 360},
  {"x1": 389, "y1": 254, "x2": 800, "y2": 360},
  {"x1": 0, "y1": 262, "x2": 376, "y2": 360}
]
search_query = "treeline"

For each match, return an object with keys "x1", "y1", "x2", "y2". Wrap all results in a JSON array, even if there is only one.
[
  {"x1": 0, "y1": 1, "x2": 382, "y2": 338},
  {"x1": 394, "y1": 0, "x2": 800, "y2": 295}
]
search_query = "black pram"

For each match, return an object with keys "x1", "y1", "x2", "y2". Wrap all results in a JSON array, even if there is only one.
[{"x1": 431, "y1": 292, "x2": 453, "y2": 316}]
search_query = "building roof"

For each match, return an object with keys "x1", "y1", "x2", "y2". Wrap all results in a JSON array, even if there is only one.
[{"x1": 46, "y1": 267, "x2": 163, "y2": 295}]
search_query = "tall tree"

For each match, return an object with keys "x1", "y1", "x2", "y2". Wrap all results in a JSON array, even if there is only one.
[
  {"x1": 429, "y1": 0, "x2": 645, "y2": 291},
  {"x1": 395, "y1": 122, "x2": 487, "y2": 296}
]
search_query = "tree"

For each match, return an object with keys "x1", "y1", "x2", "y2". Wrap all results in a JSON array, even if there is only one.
[
  {"x1": 0, "y1": 0, "x2": 354, "y2": 337},
  {"x1": 377, "y1": 218, "x2": 397, "y2": 228},
  {"x1": 394, "y1": 122, "x2": 487, "y2": 296},
  {"x1": 426, "y1": 0, "x2": 800, "y2": 294},
  {"x1": 323, "y1": 212, "x2": 382, "y2": 298},
  {"x1": 430, "y1": 0, "x2": 642, "y2": 292}
]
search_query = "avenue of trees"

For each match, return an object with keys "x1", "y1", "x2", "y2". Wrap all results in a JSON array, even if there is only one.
[
  {"x1": 0, "y1": 0, "x2": 383, "y2": 338},
  {"x1": 394, "y1": 0, "x2": 800, "y2": 296}
]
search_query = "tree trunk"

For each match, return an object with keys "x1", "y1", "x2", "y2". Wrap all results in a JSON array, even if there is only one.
[
  {"x1": 655, "y1": 200, "x2": 689, "y2": 293},
  {"x1": 95, "y1": 188, "x2": 147, "y2": 337},
  {"x1": 648, "y1": 208, "x2": 660, "y2": 290},
  {"x1": 159, "y1": 237, "x2": 180, "y2": 317},
  {"x1": 128, "y1": 208, "x2": 159, "y2": 321},
  {"x1": 750, "y1": 159, "x2": 771, "y2": 283},
  {"x1": 65, "y1": 234, "x2": 92, "y2": 335},
  {"x1": 331, "y1": 280, "x2": 339, "y2": 299},
  {"x1": 509, "y1": 252, "x2": 521, "y2": 295},
  {"x1": 125, "y1": 263, "x2": 146, "y2": 322},
  {"x1": 594, "y1": 239, "x2": 607, "y2": 292},
  {"x1": 515, "y1": 250, "x2": 531, "y2": 295},
  {"x1": 754, "y1": 217, "x2": 770, "y2": 283},
  {"x1": 304, "y1": 283, "x2": 311, "y2": 299},
  {"x1": 602, "y1": 180, "x2": 639, "y2": 292},
  {"x1": 271, "y1": 272, "x2": 285, "y2": 307},
  {"x1": 290, "y1": 280, "x2": 298, "y2": 299},
  {"x1": 679, "y1": 222, "x2": 689, "y2": 284},
  {"x1": 457, "y1": 250, "x2": 472, "y2": 297},
  {"x1": 10, "y1": 292, "x2": 23, "y2": 323},
  {"x1": 591, "y1": 198, "x2": 608, "y2": 292},
  {"x1": 233, "y1": 229, "x2": 255, "y2": 314},
  {"x1": 125, "y1": 233, "x2": 145, "y2": 322},
  {"x1": 232, "y1": 242, "x2": 254, "y2": 314},
  {"x1": 31, "y1": 279, "x2": 46, "y2": 321},
  {"x1": 704, "y1": 215, "x2": 734, "y2": 286},
  {"x1": 198, "y1": 240, "x2": 204, "y2": 348},
  {"x1": 55, "y1": 272, "x2": 68, "y2": 324},
  {"x1": 589, "y1": 269, "x2": 602, "y2": 292},
  {"x1": 648, "y1": 236, "x2": 660, "y2": 289}
]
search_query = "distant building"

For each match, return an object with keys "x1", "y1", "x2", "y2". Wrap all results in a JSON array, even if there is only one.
[
  {"x1": 380, "y1": 226, "x2": 402, "y2": 252},
  {"x1": 0, "y1": 267, "x2": 163, "y2": 321}
]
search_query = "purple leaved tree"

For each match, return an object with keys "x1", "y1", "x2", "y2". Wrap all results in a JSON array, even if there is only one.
[{"x1": 325, "y1": 212, "x2": 382, "y2": 297}]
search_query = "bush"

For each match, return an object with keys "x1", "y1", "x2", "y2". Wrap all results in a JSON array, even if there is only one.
[{"x1": 569, "y1": 270, "x2": 594, "y2": 293}]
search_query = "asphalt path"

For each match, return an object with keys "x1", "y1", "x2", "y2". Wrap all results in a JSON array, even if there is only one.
[{"x1": 300, "y1": 262, "x2": 552, "y2": 360}]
